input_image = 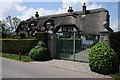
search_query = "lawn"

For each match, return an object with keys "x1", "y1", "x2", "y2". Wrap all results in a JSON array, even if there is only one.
[
  {"x1": 109, "y1": 73, "x2": 120, "y2": 80},
  {"x1": 0, "y1": 52, "x2": 33, "y2": 62}
]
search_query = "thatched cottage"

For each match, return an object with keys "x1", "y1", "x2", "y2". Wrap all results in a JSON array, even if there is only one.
[{"x1": 16, "y1": 3, "x2": 113, "y2": 44}]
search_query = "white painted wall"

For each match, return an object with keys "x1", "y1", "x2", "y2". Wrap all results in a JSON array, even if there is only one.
[{"x1": 81, "y1": 36, "x2": 93, "y2": 45}]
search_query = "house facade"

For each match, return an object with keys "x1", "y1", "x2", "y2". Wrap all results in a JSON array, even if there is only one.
[{"x1": 16, "y1": 3, "x2": 113, "y2": 45}]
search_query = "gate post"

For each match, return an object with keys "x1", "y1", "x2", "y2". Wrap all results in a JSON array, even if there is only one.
[
  {"x1": 48, "y1": 33, "x2": 57, "y2": 58},
  {"x1": 73, "y1": 32, "x2": 76, "y2": 60}
]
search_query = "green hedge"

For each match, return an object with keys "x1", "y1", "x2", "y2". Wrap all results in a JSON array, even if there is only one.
[
  {"x1": 109, "y1": 32, "x2": 120, "y2": 62},
  {"x1": 35, "y1": 32, "x2": 48, "y2": 43},
  {"x1": 1, "y1": 39, "x2": 38, "y2": 55}
]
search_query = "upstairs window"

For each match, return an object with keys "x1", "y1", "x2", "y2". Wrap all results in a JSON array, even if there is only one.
[
  {"x1": 68, "y1": 26, "x2": 74, "y2": 32},
  {"x1": 62, "y1": 27, "x2": 68, "y2": 32},
  {"x1": 45, "y1": 22, "x2": 53, "y2": 33},
  {"x1": 46, "y1": 22, "x2": 51, "y2": 31},
  {"x1": 61, "y1": 26, "x2": 76, "y2": 32}
]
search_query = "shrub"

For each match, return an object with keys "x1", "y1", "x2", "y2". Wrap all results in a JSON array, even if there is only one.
[
  {"x1": 29, "y1": 41, "x2": 50, "y2": 61},
  {"x1": 19, "y1": 33, "x2": 26, "y2": 39},
  {"x1": 109, "y1": 32, "x2": 120, "y2": 63},
  {"x1": 88, "y1": 42, "x2": 119, "y2": 74},
  {"x1": 2, "y1": 39, "x2": 37, "y2": 55},
  {"x1": 35, "y1": 32, "x2": 48, "y2": 43}
]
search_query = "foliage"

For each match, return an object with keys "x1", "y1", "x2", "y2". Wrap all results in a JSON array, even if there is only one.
[
  {"x1": 35, "y1": 32, "x2": 48, "y2": 43},
  {"x1": 0, "y1": 53, "x2": 32, "y2": 62},
  {"x1": 5, "y1": 16, "x2": 21, "y2": 32},
  {"x1": 109, "y1": 73, "x2": 120, "y2": 80},
  {"x1": 29, "y1": 41, "x2": 50, "y2": 61},
  {"x1": 19, "y1": 33, "x2": 26, "y2": 39},
  {"x1": 2, "y1": 39, "x2": 37, "y2": 55},
  {"x1": 0, "y1": 16, "x2": 21, "y2": 38},
  {"x1": 88, "y1": 42, "x2": 119, "y2": 74},
  {"x1": 109, "y1": 32, "x2": 120, "y2": 63},
  {"x1": 0, "y1": 21, "x2": 10, "y2": 38}
]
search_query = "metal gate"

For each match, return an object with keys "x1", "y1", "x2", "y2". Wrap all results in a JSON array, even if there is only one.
[
  {"x1": 56, "y1": 33, "x2": 86, "y2": 62},
  {"x1": 56, "y1": 38, "x2": 81, "y2": 60},
  {"x1": 56, "y1": 33, "x2": 98, "y2": 62}
]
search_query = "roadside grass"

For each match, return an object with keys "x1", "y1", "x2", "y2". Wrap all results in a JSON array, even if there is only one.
[
  {"x1": 109, "y1": 73, "x2": 120, "y2": 80},
  {"x1": 0, "y1": 52, "x2": 33, "y2": 62}
]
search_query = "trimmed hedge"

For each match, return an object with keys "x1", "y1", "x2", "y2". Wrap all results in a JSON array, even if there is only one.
[
  {"x1": 109, "y1": 32, "x2": 120, "y2": 62},
  {"x1": 35, "y1": 32, "x2": 48, "y2": 43},
  {"x1": 1, "y1": 39, "x2": 37, "y2": 55},
  {"x1": 88, "y1": 42, "x2": 119, "y2": 74},
  {"x1": 19, "y1": 33, "x2": 26, "y2": 39}
]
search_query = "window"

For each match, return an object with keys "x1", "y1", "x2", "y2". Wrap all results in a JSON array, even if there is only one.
[
  {"x1": 68, "y1": 26, "x2": 73, "y2": 32},
  {"x1": 45, "y1": 22, "x2": 53, "y2": 33},
  {"x1": 86, "y1": 35, "x2": 94, "y2": 40},
  {"x1": 58, "y1": 26, "x2": 77, "y2": 32},
  {"x1": 46, "y1": 22, "x2": 51, "y2": 30},
  {"x1": 62, "y1": 27, "x2": 67, "y2": 32}
]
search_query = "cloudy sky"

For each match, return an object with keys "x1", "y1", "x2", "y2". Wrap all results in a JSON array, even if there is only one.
[{"x1": 0, "y1": 0, "x2": 119, "y2": 31}]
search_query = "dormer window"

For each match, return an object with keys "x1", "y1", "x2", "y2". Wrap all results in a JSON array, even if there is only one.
[
  {"x1": 31, "y1": 23, "x2": 34, "y2": 26},
  {"x1": 46, "y1": 22, "x2": 51, "y2": 30},
  {"x1": 45, "y1": 22, "x2": 53, "y2": 33}
]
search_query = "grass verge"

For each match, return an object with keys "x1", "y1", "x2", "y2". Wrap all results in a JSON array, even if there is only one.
[
  {"x1": 109, "y1": 73, "x2": 120, "y2": 80},
  {"x1": 0, "y1": 52, "x2": 33, "y2": 62}
]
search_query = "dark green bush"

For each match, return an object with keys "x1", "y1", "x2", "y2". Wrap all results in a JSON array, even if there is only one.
[
  {"x1": 109, "y1": 32, "x2": 120, "y2": 63},
  {"x1": 2, "y1": 39, "x2": 37, "y2": 55},
  {"x1": 19, "y1": 33, "x2": 26, "y2": 39},
  {"x1": 35, "y1": 32, "x2": 48, "y2": 43},
  {"x1": 29, "y1": 41, "x2": 50, "y2": 61},
  {"x1": 88, "y1": 42, "x2": 119, "y2": 74}
]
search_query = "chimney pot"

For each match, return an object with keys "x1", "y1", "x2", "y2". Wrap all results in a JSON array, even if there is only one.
[
  {"x1": 83, "y1": 3, "x2": 86, "y2": 15},
  {"x1": 68, "y1": 6, "x2": 74, "y2": 13},
  {"x1": 35, "y1": 11, "x2": 39, "y2": 19}
]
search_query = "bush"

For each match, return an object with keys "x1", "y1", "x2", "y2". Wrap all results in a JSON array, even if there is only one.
[
  {"x1": 109, "y1": 32, "x2": 120, "y2": 63},
  {"x1": 2, "y1": 39, "x2": 37, "y2": 55},
  {"x1": 88, "y1": 42, "x2": 119, "y2": 74},
  {"x1": 29, "y1": 41, "x2": 50, "y2": 61},
  {"x1": 19, "y1": 33, "x2": 26, "y2": 39},
  {"x1": 35, "y1": 32, "x2": 48, "y2": 43}
]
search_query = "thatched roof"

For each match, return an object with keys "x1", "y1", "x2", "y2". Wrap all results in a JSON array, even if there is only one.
[
  {"x1": 16, "y1": 8, "x2": 113, "y2": 35},
  {"x1": 36, "y1": 8, "x2": 113, "y2": 34}
]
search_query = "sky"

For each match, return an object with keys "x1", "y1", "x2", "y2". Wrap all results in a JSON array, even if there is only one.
[{"x1": 0, "y1": 0, "x2": 119, "y2": 31}]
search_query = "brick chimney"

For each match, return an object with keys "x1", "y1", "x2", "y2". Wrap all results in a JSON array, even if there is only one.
[
  {"x1": 82, "y1": 3, "x2": 86, "y2": 15},
  {"x1": 68, "y1": 6, "x2": 74, "y2": 13}
]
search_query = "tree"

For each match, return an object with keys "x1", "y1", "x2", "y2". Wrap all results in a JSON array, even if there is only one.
[
  {"x1": 0, "y1": 16, "x2": 21, "y2": 38},
  {"x1": 5, "y1": 16, "x2": 21, "y2": 33},
  {"x1": 12, "y1": 17, "x2": 21, "y2": 31},
  {"x1": 0, "y1": 20, "x2": 11, "y2": 38}
]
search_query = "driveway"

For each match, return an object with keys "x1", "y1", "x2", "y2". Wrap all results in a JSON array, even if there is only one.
[{"x1": 1, "y1": 57, "x2": 114, "y2": 79}]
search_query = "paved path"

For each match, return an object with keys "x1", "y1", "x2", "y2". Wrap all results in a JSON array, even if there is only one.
[
  {"x1": 70, "y1": 49, "x2": 90, "y2": 62},
  {"x1": 1, "y1": 57, "x2": 114, "y2": 79}
]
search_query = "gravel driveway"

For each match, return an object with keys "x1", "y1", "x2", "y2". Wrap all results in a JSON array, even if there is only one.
[{"x1": 30, "y1": 59, "x2": 112, "y2": 78}]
